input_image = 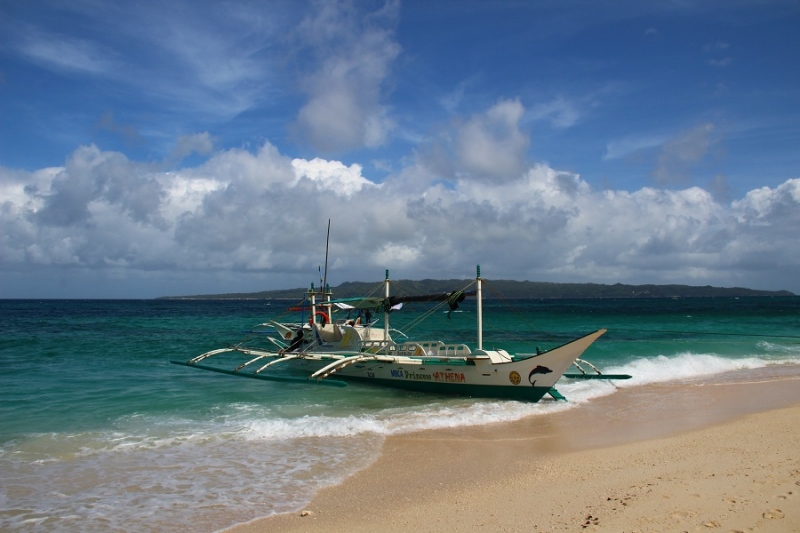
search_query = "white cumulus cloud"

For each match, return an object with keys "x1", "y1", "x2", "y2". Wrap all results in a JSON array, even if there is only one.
[{"x1": 2, "y1": 107, "x2": 799, "y2": 297}]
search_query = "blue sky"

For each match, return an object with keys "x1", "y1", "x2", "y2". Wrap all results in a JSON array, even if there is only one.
[{"x1": 1, "y1": 0, "x2": 799, "y2": 298}]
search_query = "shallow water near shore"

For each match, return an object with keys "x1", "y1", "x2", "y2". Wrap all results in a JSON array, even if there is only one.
[{"x1": 1, "y1": 296, "x2": 799, "y2": 532}]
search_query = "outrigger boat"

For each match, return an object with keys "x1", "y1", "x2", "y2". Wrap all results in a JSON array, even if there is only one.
[{"x1": 172, "y1": 266, "x2": 630, "y2": 402}]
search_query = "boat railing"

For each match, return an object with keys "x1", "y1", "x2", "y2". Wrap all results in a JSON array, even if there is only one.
[
  {"x1": 409, "y1": 341, "x2": 472, "y2": 358},
  {"x1": 360, "y1": 340, "x2": 473, "y2": 358},
  {"x1": 359, "y1": 340, "x2": 395, "y2": 354}
]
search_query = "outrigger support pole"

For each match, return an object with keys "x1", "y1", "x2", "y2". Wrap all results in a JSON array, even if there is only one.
[
  {"x1": 170, "y1": 360, "x2": 348, "y2": 387},
  {"x1": 564, "y1": 358, "x2": 632, "y2": 380}
]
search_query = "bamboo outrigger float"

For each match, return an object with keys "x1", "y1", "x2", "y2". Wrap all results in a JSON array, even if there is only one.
[{"x1": 172, "y1": 265, "x2": 630, "y2": 402}]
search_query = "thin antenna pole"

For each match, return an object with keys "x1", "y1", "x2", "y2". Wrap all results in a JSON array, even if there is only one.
[{"x1": 322, "y1": 219, "x2": 331, "y2": 297}]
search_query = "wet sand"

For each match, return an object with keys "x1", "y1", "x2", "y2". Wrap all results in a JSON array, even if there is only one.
[{"x1": 227, "y1": 368, "x2": 800, "y2": 532}]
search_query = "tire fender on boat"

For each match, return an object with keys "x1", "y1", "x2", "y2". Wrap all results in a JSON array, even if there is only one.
[{"x1": 309, "y1": 311, "x2": 329, "y2": 326}]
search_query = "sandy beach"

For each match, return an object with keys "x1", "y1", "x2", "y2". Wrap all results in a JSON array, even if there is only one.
[{"x1": 227, "y1": 369, "x2": 800, "y2": 533}]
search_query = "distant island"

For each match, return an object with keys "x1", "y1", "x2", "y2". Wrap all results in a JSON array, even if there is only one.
[{"x1": 158, "y1": 279, "x2": 795, "y2": 300}]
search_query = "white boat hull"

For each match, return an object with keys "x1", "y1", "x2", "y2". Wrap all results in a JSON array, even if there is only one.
[
  {"x1": 175, "y1": 329, "x2": 606, "y2": 401},
  {"x1": 291, "y1": 329, "x2": 605, "y2": 400}
]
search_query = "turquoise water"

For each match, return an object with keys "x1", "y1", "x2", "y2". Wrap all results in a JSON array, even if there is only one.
[{"x1": 2, "y1": 296, "x2": 799, "y2": 532}]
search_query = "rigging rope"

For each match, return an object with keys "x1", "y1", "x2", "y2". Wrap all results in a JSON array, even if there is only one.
[
  {"x1": 481, "y1": 279, "x2": 560, "y2": 348},
  {"x1": 479, "y1": 280, "x2": 800, "y2": 344},
  {"x1": 389, "y1": 279, "x2": 478, "y2": 335}
]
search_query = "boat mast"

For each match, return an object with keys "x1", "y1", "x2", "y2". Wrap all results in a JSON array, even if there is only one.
[
  {"x1": 310, "y1": 282, "x2": 316, "y2": 324},
  {"x1": 383, "y1": 269, "x2": 390, "y2": 341},
  {"x1": 322, "y1": 219, "x2": 332, "y2": 319},
  {"x1": 322, "y1": 219, "x2": 331, "y2": 303},
  {"x1": 476, "y1": 264, "x2": 483, "y2": 350}
]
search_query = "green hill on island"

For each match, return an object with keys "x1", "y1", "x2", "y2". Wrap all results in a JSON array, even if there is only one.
[{"x1": 158, "y1": 279, "x2": 794, "y2": 300}]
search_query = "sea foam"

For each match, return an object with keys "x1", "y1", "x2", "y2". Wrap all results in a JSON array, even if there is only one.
[
  {"x1": 607, "y1": 351, "x2": 800, "y2": 387},
  {"x1": 3, "y1": 352, "x2": 798, "y2": 533}
]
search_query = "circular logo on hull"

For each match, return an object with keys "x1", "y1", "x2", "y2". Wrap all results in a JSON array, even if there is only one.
[{"x1": 509, "y1": 371, "x2": 521, "y2": 385}]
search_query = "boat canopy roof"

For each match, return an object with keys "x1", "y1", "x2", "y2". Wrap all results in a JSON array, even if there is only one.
[
  {"x1": 325, "y1": 290, "x2": 475, "y2": 312},
  {"x1": 328, "y1": 297, "x2": 385, "y2": 310}
]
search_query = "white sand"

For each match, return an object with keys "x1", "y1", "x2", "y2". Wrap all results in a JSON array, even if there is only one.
[{"x1": 227, "y1": 371, "x2": 800, "y2": 533}]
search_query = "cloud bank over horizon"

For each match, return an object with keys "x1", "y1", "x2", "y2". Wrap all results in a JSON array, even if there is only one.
[{"x1": 3, "y1": 99, "x2": 799, "y2": 298}]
